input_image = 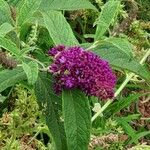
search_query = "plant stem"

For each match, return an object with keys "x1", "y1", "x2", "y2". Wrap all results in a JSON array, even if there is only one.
[
  {"x1": 141, "y1": 117, "x2": 150, "y2": 121},
  {"x1": 25, "y1": 56, "x2": 46, "y2": 69},
  {"x1": 86, "y1": 41, "x2": 100, "y2": 50},
  {"x1": 91, "y1": 49, "x2": 150, "y2": 122},
  {"x1": 28, "y1": 129, "x2": 41, "y2": 144},
  {"x1": 114, "y1": 73, "x2": 134, "y2": 97},
  {"x1": 139, "y1": 49, "x2": 150, "y2": 64}
]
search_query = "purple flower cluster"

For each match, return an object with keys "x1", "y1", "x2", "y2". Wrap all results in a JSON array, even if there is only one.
[
  {"x1": 48, "y1": 45, "x2": 116, "y2": 100},
  {"x1": 48, "y1": 45, "x2": 65, "y2": 56}
]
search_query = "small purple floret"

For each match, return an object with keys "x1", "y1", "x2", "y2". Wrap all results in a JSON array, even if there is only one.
[
  {"x1": 48, "y1": 45, "x2": 66, "y2": 56},
  {"x1": 48, "y1": 45, "x2": 116, "y2": 100}
]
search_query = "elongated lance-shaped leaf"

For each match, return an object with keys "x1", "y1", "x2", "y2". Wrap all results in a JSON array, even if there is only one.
[
  {"x1": 6, "y1": 0, "x2": 22, "y2": 6},
  {"x1": 40, "y1": 0, "x2": 96, "y2": 11},
  {"x1": 42, "y1": 11, "x2": 79, "y2": 46},
  {"x1": 0, "y1": 23, "x2": 14, "y2": 37},
  {"x1": 35, "y1": 72, "x2": 67, "y2": 150},
  {"x1": 0, "y1": 37, "x2": 20, "y2": 56},
  {"x1": 62, "y1": 89, "x2": 91, "y2": 150},
  {"x1": 22, "y1": 61, "x2": 39, "y2": 85},
  {"x1": 105, "y1": 94, "x2": 144, "y2": 117},
  {"x1": 117, "y1": 118, "x2": 136, "y2": 140},
  {"x1": 117, "y1": 115, "x2": 150, "y2": 144},
  {"x1": 0, "y1": 0, "x2": 13, "y2": 25},
  {"x1": 103, "y1": 37, "x2": 133, "y2": 57},
  {"x1": 0, "y1": 95, "x2": 6, "y2": 103},
  {"x1": 0, "y1": 67, "x2": 26, "y2": 92},
  {"x1": 128, "y1": 131, "x2": 150, "y2": 144},
  {"x1": 95, "y1": 0, "x2": 120, "y2": 40},
  {"x1": 16, "y1": 0, "x2": 42, "y2": 26}
]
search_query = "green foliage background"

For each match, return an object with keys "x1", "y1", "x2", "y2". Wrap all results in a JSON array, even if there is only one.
[{"x1": 0, "y1": 0, "x2": 150, "y2": 150}]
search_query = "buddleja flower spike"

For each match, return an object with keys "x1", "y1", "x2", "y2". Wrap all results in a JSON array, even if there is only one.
[{"x1": 48, "y1": 45, "x2": 116, "y2": 100}]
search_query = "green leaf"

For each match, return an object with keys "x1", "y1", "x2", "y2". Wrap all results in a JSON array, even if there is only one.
[
  {"x1": 0, "y1": 94, "x2": 6, "y2": 103},
  {"x1": 0, "y1": 22, "x2": 14, "y2": 37},
  {"x1": 95, "y1": 1, "x2": 120, "y2": 40},
  {"x1": 103, "y1": 37, "x2": 133, "y2": 57},
  {"x1": 0, "y1": 67, "x2": 26, "y2": 92},
  {"x1": 40, "y1": 0, "x2": 96, "y2": 11},
  {"x1": 42, "y1": 11, "x2": 79, "y2": 46},
  {"x1": 0, "y1": 37, "x2": 20, "y2": 56},
  {"x1": 93, "y1": 44, "x2": 150, "y2": 82},
  {"x1": 35, "y1": 72, "x2": 67, "y2": 150},
  {"x1": 6, "y1": 0, "x2": 22, "y2": 6},
  {"x1": 117, "y1": 115, "x2": 150, "y2": 144},
  {"x1": 105, "y1": 94, "x2": 143, "y2": 117},
  {"x1": 22, "y1": 61, "x2": 38, "y2": 85},
  {"x1": 0, "y1": 0, "x2": 13, "y2": 25},
  {"x1": 120, "y1": 114, "x2": 140, "y2": 122},
  {"x1": 117, "y1": 118, "x2": 136, "y2": 139},
  {"x1": 129, "y1": 131, "x2": 150, "y2": 144},
  {"x1": 62, "y1": 89, "x2": 91, "y2": 150},
  {"x1": 16, "y1": 0, "x2": 42, "y2": 26}
]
